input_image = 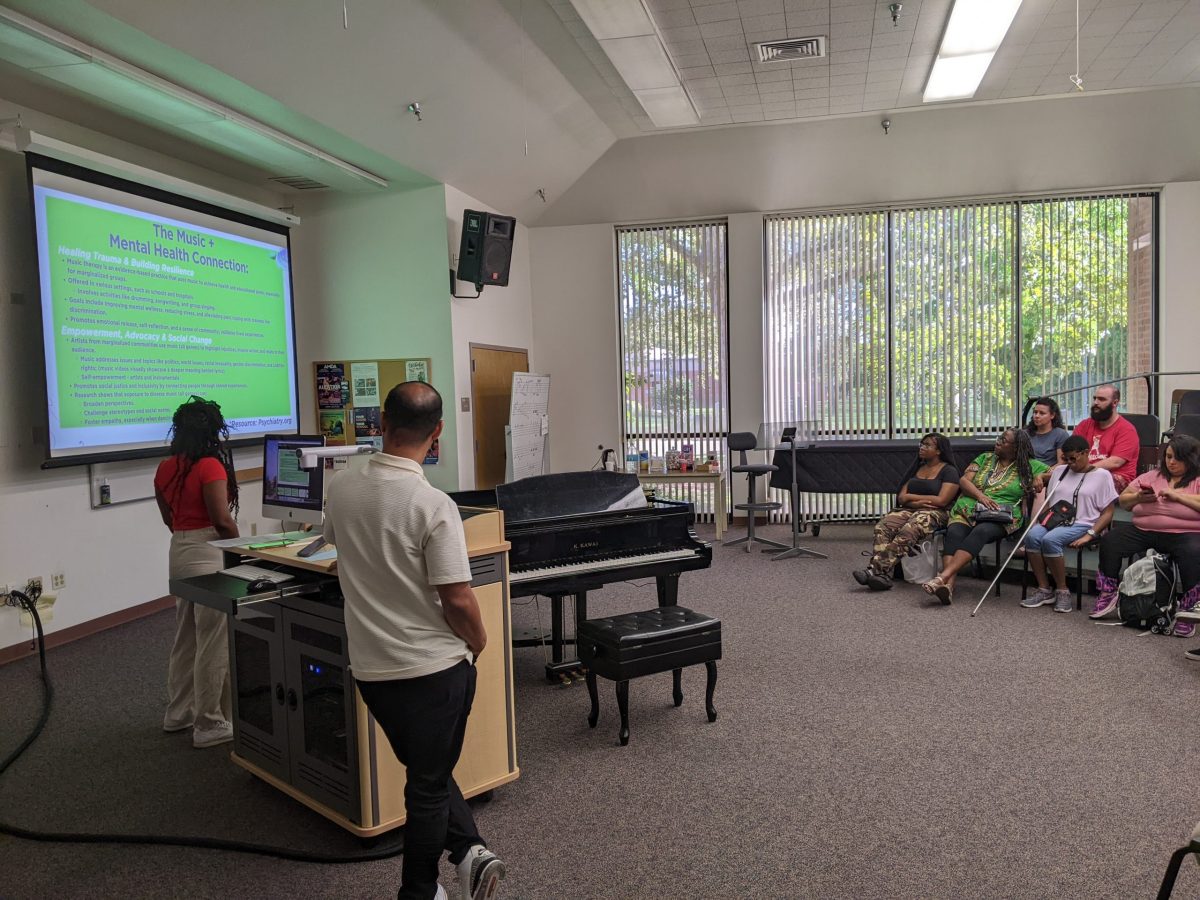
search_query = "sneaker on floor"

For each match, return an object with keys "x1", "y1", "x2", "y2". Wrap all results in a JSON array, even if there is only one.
[
  {"x1": 1021, "y1": 587, "x2": 1055, "y2": 609},
  {"x1": 456, "y1": 845, "x2": 506, "y2": 900},
  {"x1": 1184, "y1": 647, "x2": 1200, "y2": 661},
  {"x1": 1174, "y1": 621, "x2": 1196, "y2": 638},
  {"x1": 865, "y1": 572, "x2": 892, "y2": 592},
  {"x1": 193, "y1": 720, "x2": 234, "y2": 748},
  {"x1": 1053, "y1": 590, "x2": 1073, "y2": 613},
  {"x1": 162, "y1": 715, "x2": 193, "y2": 733},
  {"x1": 434, "y1": 885, "x2": 448, "y2": 900},
  {"x1": 1089, "y1": 594, "x2": 1119, "y2": 620},
  {"x1": 852, "y1": 569, "x2": 870, "y2": 586}
]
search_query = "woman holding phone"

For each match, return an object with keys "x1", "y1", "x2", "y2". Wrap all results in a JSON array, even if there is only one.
[{"x1": 1091, "y1": 434, "x2": 1200, "y2": 633}]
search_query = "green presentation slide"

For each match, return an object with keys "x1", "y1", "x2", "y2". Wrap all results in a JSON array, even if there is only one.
[{"x1": 42, "y1": 191, "x2": 294, "y2": 433}]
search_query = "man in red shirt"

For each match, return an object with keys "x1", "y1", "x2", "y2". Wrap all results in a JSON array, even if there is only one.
[{"x1": 1072, "y1": 384, "x2": 1140, "y2": 490}]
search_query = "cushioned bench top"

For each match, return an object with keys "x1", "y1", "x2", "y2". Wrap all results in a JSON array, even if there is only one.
[{"x1": 577, "y1": 606, "x2": 719, "y2": 647}]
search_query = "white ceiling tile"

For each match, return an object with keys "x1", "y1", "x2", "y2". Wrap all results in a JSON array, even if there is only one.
[
  {"x1": 672, "y1": 51, "x2": 715, "y2": 66},
  {"x1": 830, "y1": 71, "x2": 868, "y2": 84},
  {"x1": 869, "y1": 44, "x2": 911, "y2": 60},
  {"x1": 699, "y1": 110, "x2": 734, "y2": 123},
  {"x1": 835, "y1": 48, "x2": 872, "y2": 62},
  {"x1": 737, "y1": 0, "x2": 786, "y2": 15},
  {"x1": 713, "y1": 61, "x2": 755, "y2": 73},
  {"x1": 1040, "y1": 11, "x2": 1077, "y2": 27},
  {"x1": 1119, "y1": 15, "x2": 1174, "y2": 33},
  {"x1": 722, "y1": 81, "x2": 762, "y2": 95},
  {"x1": 1107, "y1": 31, "x2": 1153, "y2": 45},
  {"x1": 710, "y1": 47, "x2": 752, "y2": 62},
  {"x1": 763, "y1": 105, "x2": 798, "y2": 118},
  {"x1": 784, "y1": 0, "x2": 828, "y2": 9},
  {"x1": 862, "y1": 96, "x2": 897, "y2": 109},
  {"x1": 831, "y1": 4, "x2": 877, "y2": 23},
  {"x1": 692, "y1": 3, "x2": 743, "y2": 24},
  {"x1": 794, "y1": 86, "x2": 829, "y2": 99},
  {"x1": 654, "y1": 8, "x2": 700, "y2": 27},
  {"x1": 829, "y1": 61, "x2": 868, "y2": 75},
  {"x1": 688, "y1": 83, "x2": 725, "y2": 98},
  {"x1": 1102, "y1": 43, "x2": 1147, "y2": 57},
  {"x1": 669, "y1": 39, "x2": 711, "y2": 55},
  {"x1": 788, "y1": 55, "x2": 832, "y2": 67},
  {"x1": 795, "y1": 97, "x2": 831, "y2": 109},
  {"x1": 679, "y1": 65, "x2": 718, "y2": 79},
  {"x1": 872, "y1": 29, "x2": 915, "y2": 46},
  {"x1": 792, "y1": 71, "x2": 830, "y2": 85},
  {"x1": 730, "y1": 109, "x2": 766, "y2": 121},
  {"x1": 699, "y1": 18, "x2": 745, "y2": 37},
  {"x1": 705, "y1": 34, "x2": 752, "y2": 50},
  {"x1": 718, "y1": 72, "x2": 757, "y2": 85},
  {"x1": 660, "y1": 25, "x2": 704, "y2": 42},
  {"x1": 786, "y1": 11, "x2": 830, "y2": 29},
  {"x1": 743, "y1": 13, "x2": 788, "y2": 32},
  {"x1": 829, "y1": 83, "x2": 866, "y2": 96},
  {"x1": 754, "y1": 67, "x2": 794, "y2": 82},
  {"x1": 830, "y1": 20, "x2": 874, "y2": 37},
  {"x1": 648, "y1": 0, "x2": 693, "y2": 10}
]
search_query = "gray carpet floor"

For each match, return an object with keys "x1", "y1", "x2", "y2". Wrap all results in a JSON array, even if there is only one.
[{"x1": 1, "y1": 523, "x2": 1198, "y2": 899}]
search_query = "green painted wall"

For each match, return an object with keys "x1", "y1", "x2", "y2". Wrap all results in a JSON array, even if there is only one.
[{"x1": 290, "y1": 183, "x2": 459, "y2": 491}]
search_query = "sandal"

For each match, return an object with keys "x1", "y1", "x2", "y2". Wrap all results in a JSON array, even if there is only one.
[{"x1": 923, "y1": 576, "x2": 953, "y2": 605}]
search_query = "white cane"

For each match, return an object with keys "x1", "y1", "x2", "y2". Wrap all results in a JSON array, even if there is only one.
[{"x1": 970, "y1": 491, "x2": 1056, "y2": 617}]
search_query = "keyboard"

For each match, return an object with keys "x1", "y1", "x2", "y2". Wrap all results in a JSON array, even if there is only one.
[
  {"x1": 220, "y1": 564, "x2": 295, "y2": 584},
  {"x1": 509, "y1": 548, "x2": 698, "y2": 584}
]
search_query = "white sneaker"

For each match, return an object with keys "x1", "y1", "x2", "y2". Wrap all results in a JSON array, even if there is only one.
[
  {"x1": 192, "y1": 720, "x2": 234, "y2": 748},
  {"x1": 434, "y1": 885, "x2": 448, "y2": 900},
  {"x1": 456, "y1": 844, "x2": 506, "y2": 900},
  {"x1": 162, "y1": 715, "x2": 193, "y2": 733}
]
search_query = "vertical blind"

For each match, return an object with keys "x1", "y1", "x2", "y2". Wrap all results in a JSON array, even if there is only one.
[
  {"x1": 764, "y1": 192, "x2": 1156, "y2": 521},
  {"x1": 616, "y1": 221, "x2": 729, "y2": 520}
]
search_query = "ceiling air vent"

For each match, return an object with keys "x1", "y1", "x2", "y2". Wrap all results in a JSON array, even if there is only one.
[
  {"x1": 269, "y1": 175, "x2": 329, "y2": 190},
  {"x1": 754, "y1": 36, "x2": 826, "y2": 63}
]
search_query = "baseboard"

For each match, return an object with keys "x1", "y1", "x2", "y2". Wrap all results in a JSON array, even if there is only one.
[{"x1": 0, "y1": 595, "x2": 175, "y2": 666}]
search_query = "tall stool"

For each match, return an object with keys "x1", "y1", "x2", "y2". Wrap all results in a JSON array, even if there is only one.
[{"x1": 723, "y1": 431, "x2": 789, "y2": 553}]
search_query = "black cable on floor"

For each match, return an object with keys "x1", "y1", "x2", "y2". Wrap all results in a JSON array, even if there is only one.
[{"x1": 0, "y1": 590, "x2": 403, "y2": 863}]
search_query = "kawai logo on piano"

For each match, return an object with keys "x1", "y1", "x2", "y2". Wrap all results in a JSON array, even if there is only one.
[{"x1": 571, "y1": 540, "x2": 600, "y2": 552}]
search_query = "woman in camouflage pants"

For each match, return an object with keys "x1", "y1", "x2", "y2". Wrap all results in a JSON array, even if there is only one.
[{"x1": 853, "y1": 433, "x2": 960, "y2": 591}]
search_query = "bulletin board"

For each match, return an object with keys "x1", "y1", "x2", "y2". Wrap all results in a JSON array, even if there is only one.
[{"x1": 313, "y1": 357, "x2": 435, "y2": 462}]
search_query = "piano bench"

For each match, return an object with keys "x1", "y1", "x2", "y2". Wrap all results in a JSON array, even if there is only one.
[{"x1": 578, "y1": 606, "x2": 721, "y2": 746}]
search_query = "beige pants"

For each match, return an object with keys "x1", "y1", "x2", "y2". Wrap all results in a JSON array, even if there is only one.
[{"x1": 165, "y1": 527, "x2": 231, "y2": 730}]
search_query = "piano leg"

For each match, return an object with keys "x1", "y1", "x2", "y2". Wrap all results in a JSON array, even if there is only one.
[
  {"x1": 545, "y1": 591, "x2": 589, "y2": 683},
  {"x1": 704, "y1": 661, "x2": 718, "y2": 722},
  {"x1": 656, "y1": 573, "x2": 680, "y2": 607},
  {"x1": 615, "y1": 679, "x2": 630, "y2": 746},
  {"x1": 586, "y1": 672, "x2": 599, "y2": 728},
  {"x1": 672, "y1": 668, "x2": 683, "y2": 707}
]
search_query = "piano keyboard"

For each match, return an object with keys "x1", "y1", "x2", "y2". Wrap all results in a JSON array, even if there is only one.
[{"x1": 510, "y1": 548, "x2": 699, "y2": 584}]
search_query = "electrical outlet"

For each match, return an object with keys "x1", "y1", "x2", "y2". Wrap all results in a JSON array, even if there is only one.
[
  {"x1": 25, "y1": 577, "x2": 43, "y2": 603},
  {"x1": 51, "y1": 573, "x2": 66, "y2": 590}
]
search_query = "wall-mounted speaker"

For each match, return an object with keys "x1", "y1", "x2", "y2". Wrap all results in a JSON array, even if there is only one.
[{"x1": 456, "y1": 209, "x2": 516, "y2": 289}]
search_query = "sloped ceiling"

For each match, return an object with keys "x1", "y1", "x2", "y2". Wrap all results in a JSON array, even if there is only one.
[{"x1": 1, "y1": 0, "x2": 617, "y2": 223}]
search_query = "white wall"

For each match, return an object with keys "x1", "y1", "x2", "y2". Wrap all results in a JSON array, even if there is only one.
[
  {"x1": 445, "y1": 186, "x2": 535, "y2": 488},
  {"x1": 529, "y1": 90, "x2": 1200, "y2": 490},
  {"x1": 0, "y1": 97, "x2": 284, "y2": 653}
]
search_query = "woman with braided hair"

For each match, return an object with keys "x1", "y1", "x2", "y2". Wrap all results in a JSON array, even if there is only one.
[
  {"x1": 153, "y1": 396, "x2": 239, "y2": 748},
  {"x1": 922, "y1": 427, "x2": 1048, "y2": 605}
]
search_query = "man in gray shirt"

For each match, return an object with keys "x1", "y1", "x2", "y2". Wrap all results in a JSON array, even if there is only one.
[{"x1": 325, "y1": 381, "x2": 505, "y2": 900}]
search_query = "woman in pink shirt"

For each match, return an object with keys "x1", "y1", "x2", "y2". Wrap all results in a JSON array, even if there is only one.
[{"x1": 1090, "y1": 435, "x2": 1200, "y2": 635}]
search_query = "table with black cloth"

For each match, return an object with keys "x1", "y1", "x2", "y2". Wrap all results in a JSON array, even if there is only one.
[{"x1": 767, "y1": 437, "x2": 994, "y2": 529}]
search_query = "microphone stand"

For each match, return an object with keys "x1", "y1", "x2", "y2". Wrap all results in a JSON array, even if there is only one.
[{"x1": 770, "y1": 435, "x2": 827, "y2": 561}]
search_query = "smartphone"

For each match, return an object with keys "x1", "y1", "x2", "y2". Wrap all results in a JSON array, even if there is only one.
[{"x1": 297, "y1": 536, "x2": 328, "y2": 558}]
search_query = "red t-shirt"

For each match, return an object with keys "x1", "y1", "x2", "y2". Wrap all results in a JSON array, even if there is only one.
[
  {"x1": 1072, "y1": 416, "x2": 1140, "y2": 486},
  {"x1": 154, "y1": 454, "x2": 228, "y2": 531}
]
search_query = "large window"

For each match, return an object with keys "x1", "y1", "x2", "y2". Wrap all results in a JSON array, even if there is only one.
[
  {"x1": 617, "y1": 221, "x2": 729, "y2": 518},
  {"x1": 766, "y1": 192, "x2": 1155, "y2": 517}
]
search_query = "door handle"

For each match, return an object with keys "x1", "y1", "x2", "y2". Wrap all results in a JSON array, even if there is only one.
[
  {"x1": 275, "y1": 683, "x2": 285, "y2": 705},
  {"x1": 286, "y1": 688, "x2": 298, "y2": 711}
]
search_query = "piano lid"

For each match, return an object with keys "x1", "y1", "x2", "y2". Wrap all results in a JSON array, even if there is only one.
[{"x1": 496, "y1": 471, "x2": 648, "y2": 524}]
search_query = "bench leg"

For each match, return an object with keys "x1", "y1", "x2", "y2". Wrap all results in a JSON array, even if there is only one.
[
  {"x1": 615, "y1": 680, "x2": 630, "y2": 746},
  {"x1": 672, "y1": 668, "x2": 683, "y2": 707},
  {"x1": 705, "y1": 661, "x2": 718, "y2": 722},
  {"x1": 586, "y1": 672, "x2": 599, "y2": 728}
]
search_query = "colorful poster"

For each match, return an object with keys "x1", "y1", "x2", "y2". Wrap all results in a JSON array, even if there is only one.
[
  {"x1": 356, "y1": 436, "x2": 382, "y2": 451},
  {"x1": 423, "y1": 438, "x2": 440, "y2": 466},
  {"x1": 405, "y1": 359, "x2": 429, "y2": 383},
  {"x1": 353, "y1": 406, "x2": 382, "y2": 438},
  {"x1": 317, "y1": 363, "x2": 346, "y2": 409},
  {"x1": 320, "y1": 410, "x2": 347, "y2": 445},
  {"x1": 351, "y1": 361, "x2": 380, "y2": 406}
]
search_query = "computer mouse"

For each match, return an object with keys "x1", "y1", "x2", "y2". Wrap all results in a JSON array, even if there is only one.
[{"x1": 246, "y1": 578, "x2": 277, "y2": 593}]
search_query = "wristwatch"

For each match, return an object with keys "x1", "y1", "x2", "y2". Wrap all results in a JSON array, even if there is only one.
[{"x1": 1086, "y1": 528, "x2": 1097, "y2": 537}]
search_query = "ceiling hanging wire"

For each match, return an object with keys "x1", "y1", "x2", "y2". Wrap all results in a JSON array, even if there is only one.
[
  {"x1": 521, "y1": 0, "x2": 529, "y2": 158},
  {"x1": 343, "y1": 0, "x2": 349, "y2": 30},
  {"x1": 1069, "y1": 0, "x2": 1084, "y2": 90}
]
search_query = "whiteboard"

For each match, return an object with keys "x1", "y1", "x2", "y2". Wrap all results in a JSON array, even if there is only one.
[
  {"x1": 506, "y1": 372, "x2": 550, "y2": 482},
  {"x1": 89, "y1": 446, "x2": 261, "y2": 508}
]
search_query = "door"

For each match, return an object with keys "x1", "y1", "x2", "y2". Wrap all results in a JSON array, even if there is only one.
[{"x1": 470, "y1": 344, "x2": 530, "y2": 490}]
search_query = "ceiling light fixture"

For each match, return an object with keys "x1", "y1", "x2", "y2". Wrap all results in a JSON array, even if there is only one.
[
  {"x1": 568, "y1": 0, "x2": 698, "y2": 127},
  {"x1": 923, "y1": 0, "x2": 1025, "y2": 102}
]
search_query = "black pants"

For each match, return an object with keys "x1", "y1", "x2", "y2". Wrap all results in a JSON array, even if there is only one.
[
  {"x1": 943, "y1": 521, "x2": 1009, "y2": 559},
  {"x1": 357, "y1": 660, "x2": 483, "y2": 900},
  {"x1": 1098, "y1": 523, "x2": 1200, "y2": 592}
]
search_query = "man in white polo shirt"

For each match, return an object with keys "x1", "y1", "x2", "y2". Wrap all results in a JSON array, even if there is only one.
[{"x1": 324, "y1": 381, "x2": 505, "y2": 900}]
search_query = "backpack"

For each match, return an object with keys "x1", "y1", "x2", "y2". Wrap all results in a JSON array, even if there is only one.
[{"x1": 1117, "y1": 550, "x2": 1179, "y2": 633}]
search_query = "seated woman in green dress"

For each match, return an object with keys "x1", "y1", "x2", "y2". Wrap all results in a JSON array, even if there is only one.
[{"x1": 922, "y1": 428, "x2": 1048, "y2": 605}]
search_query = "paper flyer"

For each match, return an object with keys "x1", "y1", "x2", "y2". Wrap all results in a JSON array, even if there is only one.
[
  {"x1": 351, "y1": 361, "x2": 380, "y2": 406},
  {"x1": 353, "y1": 406, "x2": 382, "y2": 438},
  {"x1": 320, "y1": 410, "x2": 347, "y2": 445},
  {"x1": 356, "y1": 436, "x2": 382, "y2": 451},
  {"x1": 317, "y1": 363, "x2": 346, "y2": 409},
  {"x1": 405, "y1": 359, "x2": 429, "y2": 383},
  {"x1": 423, "y1": 437, "x2": 440, "y2": 466}
]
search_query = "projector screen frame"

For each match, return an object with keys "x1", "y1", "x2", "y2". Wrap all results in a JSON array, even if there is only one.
[{"x1": 26, "y1": 152, "x2": 302, "y2": 470}]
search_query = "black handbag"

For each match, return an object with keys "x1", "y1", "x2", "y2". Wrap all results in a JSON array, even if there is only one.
[
  {"x1": 974, "y1": 503, "x2": 1014, "y2": 525},
  {"x1": 1035, "y1": 471, "x2": 1087, "y2": 531}
]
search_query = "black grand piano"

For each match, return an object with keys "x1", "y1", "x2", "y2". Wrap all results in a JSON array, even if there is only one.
[{"x1": 452, "y1": 471, "x2": 711, "y2": 681}]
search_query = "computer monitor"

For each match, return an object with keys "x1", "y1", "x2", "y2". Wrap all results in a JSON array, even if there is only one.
[{"x1": 262, "y1": 434, "x2": 326, "y2": 527}]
